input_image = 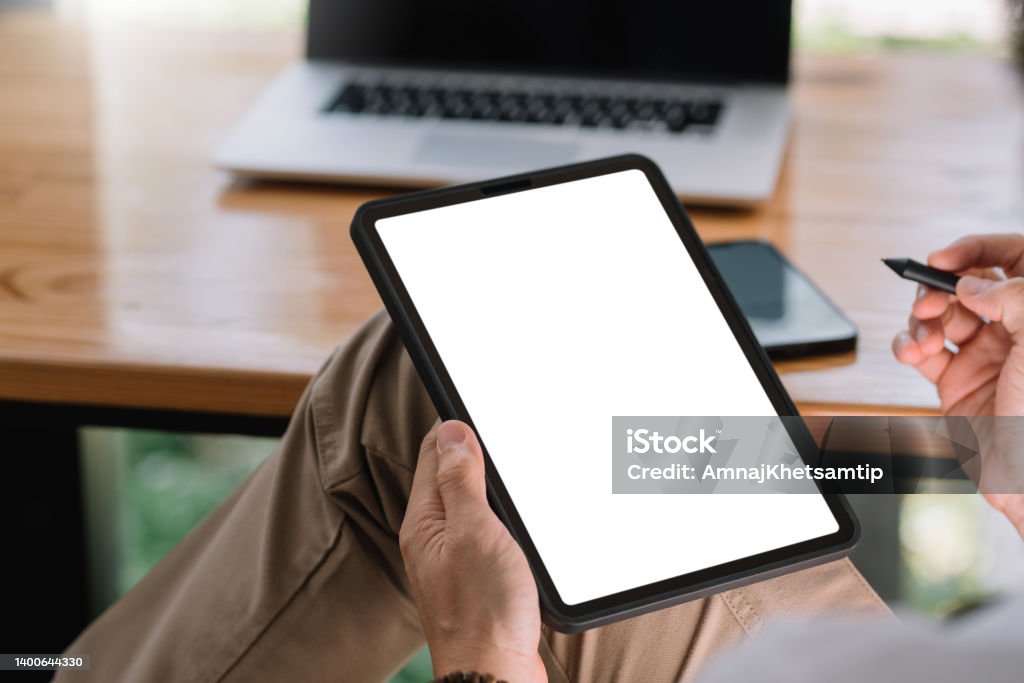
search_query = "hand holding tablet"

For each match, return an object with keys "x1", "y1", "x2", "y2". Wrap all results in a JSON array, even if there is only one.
[{"x1": 351, "y1": 155, "x2": 857, "y2": 631}]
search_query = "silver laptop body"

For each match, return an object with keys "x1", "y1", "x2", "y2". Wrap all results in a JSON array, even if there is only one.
[{"x1": 216, "y1": 1, "x2": 793, "y2": 206}]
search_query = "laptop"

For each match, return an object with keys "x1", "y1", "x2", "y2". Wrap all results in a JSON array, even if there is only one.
[{"x1": 215, "y1": 1, "x2": 793, "y2": 206}]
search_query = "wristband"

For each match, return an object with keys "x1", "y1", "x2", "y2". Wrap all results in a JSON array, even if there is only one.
[{"x1": 432, "y1": 671, "x2": 507, "y2": 683}]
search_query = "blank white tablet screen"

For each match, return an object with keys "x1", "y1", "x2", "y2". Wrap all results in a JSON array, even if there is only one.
[{"x1": 376, "y1": 170, "x2": 838, "y2": 606}]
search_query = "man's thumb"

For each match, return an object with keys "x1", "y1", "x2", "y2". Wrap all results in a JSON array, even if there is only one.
[
  {"x1": 957, "y1": 275, "x2": 1024, "y2": 338},
  {"x1": 434, "y1": 421, "x2": 488, "y2": 519}
]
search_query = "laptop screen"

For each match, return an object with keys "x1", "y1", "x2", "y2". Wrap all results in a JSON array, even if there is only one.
[{"x1": 307, "y1": 1, "x2": 791, "y2": 84}]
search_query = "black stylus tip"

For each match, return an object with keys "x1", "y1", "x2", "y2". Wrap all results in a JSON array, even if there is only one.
[{"x1": 882, "y1": 258, "x2": 907, "y2": 275}]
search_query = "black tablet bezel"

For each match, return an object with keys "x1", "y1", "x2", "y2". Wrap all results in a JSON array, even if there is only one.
[{"x1": 350, "y1": 155, "x2": 859, "y2": 632}]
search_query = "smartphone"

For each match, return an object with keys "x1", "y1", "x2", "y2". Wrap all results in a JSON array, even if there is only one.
[{"x1": 707, "y1": 240, "x2": 857, "y2": 358}]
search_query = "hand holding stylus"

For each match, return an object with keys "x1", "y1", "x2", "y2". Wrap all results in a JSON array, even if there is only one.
[{"x1": 892, "y1": 233, "x2": 1024, "y2": 537}]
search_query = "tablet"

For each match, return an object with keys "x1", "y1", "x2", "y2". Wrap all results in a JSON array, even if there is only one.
[{"x1": 351, "y1": 155, "x2": 858, "y2": 632}]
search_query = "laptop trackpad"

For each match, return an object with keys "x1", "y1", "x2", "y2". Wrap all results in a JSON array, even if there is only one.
[{"x1": 414, "y1": 132, "x2": 578, "y2": 169}]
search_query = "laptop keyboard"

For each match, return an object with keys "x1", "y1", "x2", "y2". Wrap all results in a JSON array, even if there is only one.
[{"x1": 325, "y1": 82, "x2": 724, "y2": 134}]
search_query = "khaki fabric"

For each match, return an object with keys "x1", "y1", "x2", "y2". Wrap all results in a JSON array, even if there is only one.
[{"x1": 60, "y1": 310, "x2": 888, "y2": 683}]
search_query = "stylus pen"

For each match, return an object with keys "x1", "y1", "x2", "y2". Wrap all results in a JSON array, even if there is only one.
[{"x1": 883, "y1": 258, "x2": 960, "y2": 294}]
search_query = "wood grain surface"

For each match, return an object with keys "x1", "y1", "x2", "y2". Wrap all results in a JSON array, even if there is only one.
[{"x1": 1, "y1": 10, "x2": 1022, "y2": 417}]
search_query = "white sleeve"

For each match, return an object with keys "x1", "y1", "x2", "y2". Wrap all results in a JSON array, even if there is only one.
[{"x1": 696, "y1": 596, "x2": 1024, "y2": 683}]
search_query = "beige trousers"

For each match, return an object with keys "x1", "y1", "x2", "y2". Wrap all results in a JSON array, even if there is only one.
[{"x1": 60, "y1": 310, "x2": 888, "y2": 683}]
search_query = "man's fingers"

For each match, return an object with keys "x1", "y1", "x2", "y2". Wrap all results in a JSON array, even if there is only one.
[
  {"x1": 911, "y1": 285, "x2": 953, "y2": 320},
  {"x1": 907, "y1": 314, "x2": 945, "y2": 356},
  {"x1": 956, "y1": 276, "x2": 1024, "y2": 340},
  {"x1": 404, "y1": 421, "x2": 444, "y2": 530},
  {"x1": 941, "y1": 302, "x2": 986, "y2": 347},
  {"x1": 913, "y1": 347, "x2": 955, "y2": 385},
  {"x1": 928, "y1": 234, "x2": 1024, "y2": 276},
  {"x1": 893, "y1": 330, "x2": 953, "y2": 383},
  {"x1": 912, "y1": 294, "x2": 985, "y2": 347},
  {"x1": 434, "y1": 420, "x2": 490, "y2": 523},
  {"x1": 892, "y1": 330, "x2": 922, "y2": 365}
]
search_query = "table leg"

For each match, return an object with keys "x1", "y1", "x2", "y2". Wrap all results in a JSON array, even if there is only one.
[
  {"x1": 0, "y1": 418, "x2": 90, "y2": 677},
  {"x1": 846, "y1": 493, "x2": 903, "y2": 602},
  {"x1": 0, "y1": 400, "x2": 288, "y2": 678}
]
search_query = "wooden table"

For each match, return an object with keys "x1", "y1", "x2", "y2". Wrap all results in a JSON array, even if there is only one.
[
  {"x1": 4, "y1": 11, "x2": 1022, "y2": 421},
  {"x1": 2, "y1": 9, "x2": 1022, "y2": 651}
]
